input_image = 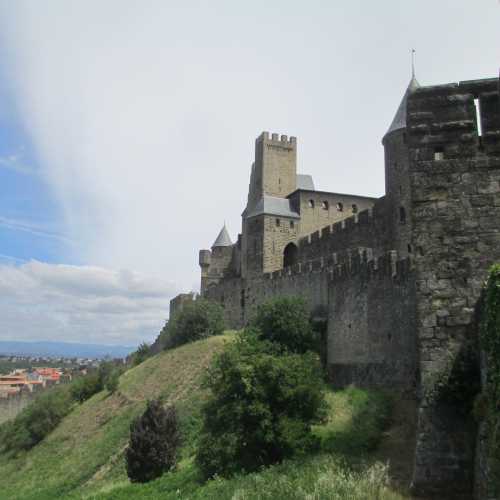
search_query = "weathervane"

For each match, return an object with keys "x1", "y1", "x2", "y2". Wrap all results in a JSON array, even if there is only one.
[{"x1": 411, "y1": 48, "x2": 416, "y2": 79}]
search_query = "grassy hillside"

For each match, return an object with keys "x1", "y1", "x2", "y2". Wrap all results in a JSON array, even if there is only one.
[
  {"x1": 0, "y1": 334, "x2": 414, "y2": 500},
  {"x1": 0, "y1": 334, "x2": 231, "y2": 500}
]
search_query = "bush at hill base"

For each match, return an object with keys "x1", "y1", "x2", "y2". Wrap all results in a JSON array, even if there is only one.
[{"x1": 195, "y1": 331, "x2": 327, "y2": 478}]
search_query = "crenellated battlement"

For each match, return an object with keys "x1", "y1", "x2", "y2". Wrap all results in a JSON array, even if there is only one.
[
  {"x1": 258, "y1": 131, "x2": 297, "y2": 145},
  {"x1": 261, "y1": 247, "x2": 413, "y2": 284},
  {"x1": 293, "y1": 198, "x2": 392, "y2": 264}
]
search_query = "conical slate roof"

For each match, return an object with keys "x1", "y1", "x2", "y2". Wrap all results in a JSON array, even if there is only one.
[
  {"x1": 212, "y1": 225, "x2": 232, "y2": 248},
  {"x1": 385, "y1": 76, "x2": 420, "y2": 137}
]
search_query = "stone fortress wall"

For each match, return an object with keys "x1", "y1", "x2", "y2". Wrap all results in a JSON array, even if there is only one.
[
  {"x1": 188, "y1": 74, "x2": 500, "y2": 498},
  {"x1": 0, "y1": 391, "x2": 36, "y2": 425}
]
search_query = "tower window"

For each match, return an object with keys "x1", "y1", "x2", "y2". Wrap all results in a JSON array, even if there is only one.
[
  {"x1": 336, "y1": 202, "x2": 343, "y2": 212},
  {"x1": 352, "y1": 204, "x2": 358, "y2": 214},
  {"x1": 321, "y1": 200, "x2": 329, "y2": 210},
  {"x1": 290, "y1": 220, "x2": 294, "y2": 229},
  {"x1": 308, "y1": 199, "x2": 315, "y2": 208},
  {"x1": 400, "y1": 206, "x2": 406, "y2": 224},
  {"x1": 434, "y1": 147, "x2": 445, "y2": 161},
  {"x1": 276, "y1": 218, "x2": 280, "y2": 227}
]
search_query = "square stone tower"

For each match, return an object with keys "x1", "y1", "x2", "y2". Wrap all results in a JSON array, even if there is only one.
[{"x1": 242, "y1": 132, "x2": 299, "y2": 278}]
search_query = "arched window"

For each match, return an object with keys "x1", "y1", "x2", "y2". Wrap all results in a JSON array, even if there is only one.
[
  {"x1": 283, "y1": 242, "x2": 298, "y2": 268},
  {"x1": 321, "y1": 200, "x2": 329, "y2": 210},
  {"x1": 336, "y1": 202, "x2": 343, "y2": 212},
  {"x1": 308, "y1": 199, "x2": 315, "y2": 208},
  {"x1": 352, "y1": 204, "x2": 358, "y2": 213}
]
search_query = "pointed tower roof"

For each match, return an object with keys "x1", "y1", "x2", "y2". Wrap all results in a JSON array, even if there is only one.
[
  {"x1": 385, "y1": 76, "x2": 420, "y2": 137},
  {"x1": 212, "y1": 225, "x2": 233, "y2": 248}
]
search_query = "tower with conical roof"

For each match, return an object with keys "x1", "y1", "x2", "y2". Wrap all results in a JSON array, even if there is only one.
[
  {"x1": 382, "y1": 74, "x2": 420, "y2": 257},
  {"x1": 199, "y1": 224, "x2": 235, "y2": 294}
]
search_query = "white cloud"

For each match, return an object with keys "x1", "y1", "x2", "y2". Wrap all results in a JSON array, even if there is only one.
[
  {"x1": 0, "y1": 261, "x2": 178, "y2": 346},
  {"x1": 0, "y1": 216, "x2": 71, "y2": 243}
]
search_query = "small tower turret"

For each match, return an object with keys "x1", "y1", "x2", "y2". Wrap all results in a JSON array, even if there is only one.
[
  {"x1": 382, "y1": 75, "x2": 420, "y2": 257},
  {"x1": 199, "y1": 224, "x2": 234, "y2": 295}
]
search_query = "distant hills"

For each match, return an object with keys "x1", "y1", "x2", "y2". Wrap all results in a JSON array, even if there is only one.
[{"x1": 0, "y1": 340, "x2": 135, "y2": 359}]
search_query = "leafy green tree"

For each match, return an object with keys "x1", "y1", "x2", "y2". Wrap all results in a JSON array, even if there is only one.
[
  {"x1": 105, "y1": 369, "x2": 120, "y2": 394},
  {"x1": 126, "y1": 400, "x2": 181, "y2": 483},
  {"x1": 163, "y1": 299, "x2": 224, "y2": 349},
  {"x1": 132, "y1": 342, "x2": 151, "y2": 366},
  {"x1": 70, "y1": 372, "x2": 102, "y2": 403},
  {"x1": 195, "y1": 332, "x2": 326, "y2": 478},
  {"x1": 251, "y1": 296, "x2": 316, "y2": 354}
]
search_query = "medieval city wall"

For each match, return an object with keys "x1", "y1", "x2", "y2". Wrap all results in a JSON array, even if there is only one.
[
  {"x1": 206, "y1": 246, "x2": 417, "y2": 393},
  {"x1": 408, "y1": 77, "x2": 500, "y2": 498},
  {"x1": 295, "y1": 197, "x2": 393, "y2": 263},
  {"x1": 327, "y1": 251, "x2": 417, "y2": 392},
  {"x1": 0, "y1": 391, "x2": 36, "y2": 425}
]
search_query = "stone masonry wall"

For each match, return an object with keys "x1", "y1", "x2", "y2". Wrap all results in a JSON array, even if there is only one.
[
  {"x1": 408, "y1": 77, "x2": 500, "y2": 498},
  {"x1": 0, "y1": 391, "x2": 36, "y2": 425},
  {"x1": 327, "y1": 251, "x2": 416, "y2": 392},
  {"x1": 206, "y1": 247, "x2": 417, "y2": 392},
  {"x1": 288, "y1": 190, "x2": 376, "y2": 237},
  {"x1": 262, "y1": 214, "x2": 299, "y2": 273}
]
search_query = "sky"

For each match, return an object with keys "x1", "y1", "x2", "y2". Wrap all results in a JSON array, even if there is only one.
[{"x1": 0, "y1": 1, "x2": 498, "y2": 346}]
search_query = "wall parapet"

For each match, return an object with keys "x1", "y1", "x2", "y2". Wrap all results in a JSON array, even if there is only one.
[
  {"x1": 262, "y1": 247, "x2": 413, "y2": 284},
  {"x1": 295, "y1": 198, "x2": 392, "y2": 264}
]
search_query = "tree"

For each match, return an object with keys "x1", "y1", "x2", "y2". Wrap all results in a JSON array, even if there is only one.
[
  {"x1": 195, "y1": 332, "x2": 326, "y2": 478},
  {"x1": 131, "y1": 342, "x2": 151, "y2": 366},
  {"x1": 105, "y1": 369, "x2": 120, "y2": 394},
  {"x1": 70, "y1": 372, "x2": 102, "y2": 403},
  {"x1": 250, "y1": 296, "x2": 317, "y2": 354},
  {"x1": 126, "y1": 400, "x2": 181, "y2": 483},
  {"x1": 163, "y1": 299, "x2": 225, "y2": 349}
]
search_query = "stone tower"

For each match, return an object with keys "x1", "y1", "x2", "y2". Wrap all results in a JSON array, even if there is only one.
[
  {"x1": 242, "y1": 132, "x2": 299, "y2": 278},
  {"x1": 382, "y1": 76, "x2": 420, "y2": 257}
]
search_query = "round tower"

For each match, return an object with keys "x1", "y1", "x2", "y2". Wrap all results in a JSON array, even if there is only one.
[{"x1": 382, "y1": 76, "x2": 420, "y2": 257}]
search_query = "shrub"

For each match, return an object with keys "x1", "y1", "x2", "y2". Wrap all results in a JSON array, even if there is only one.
[
  {"x1": 195, "y1": 332, "x2": 326, "y2": 478},
  {"x1": 126, "y1": 400, "x2": 181, "y2": 483},
  {"x1": 163, "y1": 299, "x2": 224, "y2": 349},
  {"x1": 131, "y1": 342, "x2": 151, "y2": 366},
  {"x1": 70, "y1": 372, "x2": 102, "y2": 403},
  {"x1": 250, "y1": 296, "x2": 316, "y2": 354},
  {"x1": 70, "y1": 361, "x2": 123, "y2": 402},
  {"x1": 105, "y1": 369, "x2": 120, "y2": 394},
  {"x1": 0, "y1": 384, "x2": 73, "y2": 455}
]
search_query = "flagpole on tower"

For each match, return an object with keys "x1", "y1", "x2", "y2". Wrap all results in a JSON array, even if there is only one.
[{"x1": 411, "y1": 49, "x2": 416, "y2": 79}]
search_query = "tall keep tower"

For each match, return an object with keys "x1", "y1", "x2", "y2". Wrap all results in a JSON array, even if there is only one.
[
  {"x1": 242, "y1": 132, "x2": 299, "y2": 278},
  {"x1": 247, "y1": 132, "x2": 298, "y2": 208}
]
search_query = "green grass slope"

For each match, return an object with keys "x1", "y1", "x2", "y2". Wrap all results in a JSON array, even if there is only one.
[
  {"x1": 0, "y1": 335, "x2": 231, "y2": 500},
  {"x1": 85, "y1": 388, "x2": 407, "y2": 500}
]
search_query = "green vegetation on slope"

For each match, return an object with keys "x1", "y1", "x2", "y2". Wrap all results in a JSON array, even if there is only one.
[
  {"x1": 0, "y1": 334, "x2": 231, "y2": 500},
  {"x1": 84, "y1": 387, "x2": 402, "y2": 500},
  {"x1": 0, "y1": 332, "x2": 409, "y2": 500}
]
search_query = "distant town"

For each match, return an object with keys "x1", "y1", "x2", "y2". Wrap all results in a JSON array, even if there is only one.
[{"x1": 0, "y1": 355, "x2": 101, "y2": 398}]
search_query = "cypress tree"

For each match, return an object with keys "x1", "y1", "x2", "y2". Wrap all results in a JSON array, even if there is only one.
[{"x1": 125, "y1": 400, "x2": 180, "y2": 483}]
